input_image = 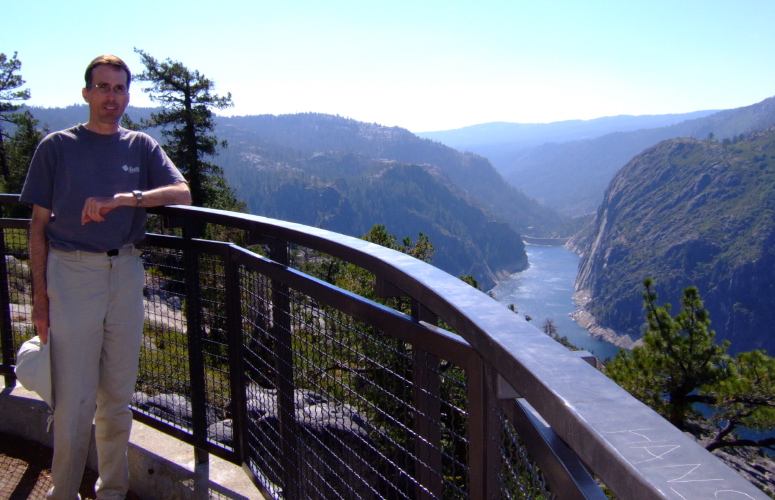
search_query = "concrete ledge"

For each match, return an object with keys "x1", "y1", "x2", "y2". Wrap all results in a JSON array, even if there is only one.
[{"x1": 0, "y1": 384, "x2": 263, "y2": 499}]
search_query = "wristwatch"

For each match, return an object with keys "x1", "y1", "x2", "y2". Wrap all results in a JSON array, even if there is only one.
[{"x1": 132, "y1": 190, "x2": 143, "y2": 207}]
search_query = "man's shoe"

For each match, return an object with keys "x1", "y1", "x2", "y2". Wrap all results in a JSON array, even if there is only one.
[{"x1": 44, "y1": 488, "x2": 81, "y2": 499}]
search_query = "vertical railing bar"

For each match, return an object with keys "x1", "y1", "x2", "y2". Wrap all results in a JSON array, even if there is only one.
[
  {"x1": 499, "y1": 396, "x2": 608, "y2": 500},
  {"x1": 467, "y1": 354, "x2": 487, "y2": 499},
  {"x1": 413, "y1": 349, "x2": 443, "y2": 499},
  {"x1": 181, "y1": 224, "x2": 209, "y2": 465},
  {"x1": 411, "y1": 299, "x2": 443, "y2": 500},
  {"x1": 467, "y1": 353, "x2": 501, "y2": 499},
  {"x1": 484, "y1": 365, "x2": 503, "y2": 499},
  {"x1": 0, "y1": 216, "x2": 17, "y2": 387},
  {"x1": 269, "y1": 238, "x2": 301, "y2": 498},
  {"x1": 225, "y1": 245, "x2": 247, "y2": 463}
]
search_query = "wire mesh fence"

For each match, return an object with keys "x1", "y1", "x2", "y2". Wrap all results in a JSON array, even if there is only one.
[
  {"x1": 129, "y1": 235, "x2": 556, "y2": 499},
  {"x1": 498, "y1": 408, "x2": 553, "y2": 500},
  {"x1": 0, "y1": 226, "x2": 35, "y2": 373},
  {"x1": 239, "y1": 268, "x2": 474, "y2": 499},
  {"x1": 2, "y1": 202, "x2": 769, "y2": 499},
  {"x1": 0, "y1": 209, "x2": 601, "y2": 500}
]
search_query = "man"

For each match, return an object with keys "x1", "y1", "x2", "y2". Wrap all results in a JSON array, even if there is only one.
[{"x1": 20, "y1": 55, "x2": 191, "y2": 500}]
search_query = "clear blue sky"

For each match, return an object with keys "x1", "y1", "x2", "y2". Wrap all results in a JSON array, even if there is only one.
[{"x1": 3, "y1": 0, "x2": 774, "y2": 132}]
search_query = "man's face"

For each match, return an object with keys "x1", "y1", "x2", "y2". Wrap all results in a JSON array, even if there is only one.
[{"x1": 81, "y1": 64, "x2": 130, "y2": 130}]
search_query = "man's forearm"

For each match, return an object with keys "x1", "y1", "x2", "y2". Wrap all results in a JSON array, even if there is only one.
[
  {"x1": 82, "y1": 181, "x2": 192, "y2": 224},
  {"x1": 132, "y1": 181, "x2": 192, "y2": 208},
  {"x1": 30, "y1": 207, "x2": 50, "y2": 297},
  {"x1": 29, "y1": 205, "x2": 51, "y2": 341}
]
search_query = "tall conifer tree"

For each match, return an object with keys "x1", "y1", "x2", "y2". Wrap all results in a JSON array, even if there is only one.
[
  {"x1": 0, "y1": 52, "x2": 32, "y2": 183},
  {"x1": 606, "y1": 278, "x2": 775, "y2": 453},
  {"x1": 132, "y1": 49, "x2": 244, "y2": 212}
]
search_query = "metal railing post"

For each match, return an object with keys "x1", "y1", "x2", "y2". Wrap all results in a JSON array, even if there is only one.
[
  {"x1": 411, "y1": 299, "x2": 443, "y2": 500},
  {"x1": 269, "y1": 238, "x2": 301, "y2": 498},
  {"x1": 0, "y1": 220, "x2": 16, "y2": 387},
  {"x1": 225, "y1": 246, "x2": 247, "y2": 463},
  {"x1": 181, "y1": 224, "x2": 209, "y2": 466},
  {"x1": 468, "y1": 356, "x2": 501, "y2": 499}
]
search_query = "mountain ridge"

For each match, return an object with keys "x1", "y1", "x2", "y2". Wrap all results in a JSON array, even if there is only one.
[
  {"x1": 502, "y1": 96, "x2": 775, "y2": 215},
  {"x1": 415, "y1": 97, "x2": 775, "y2": 216},
  {"x1": 574, "y1": 126, "x2": 775, "y2": 354},
  {"x1": 417, "y1": 110, "x2": 718, "y2": 149}
]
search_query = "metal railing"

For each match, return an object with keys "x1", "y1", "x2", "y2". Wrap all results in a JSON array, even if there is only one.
[{"x1": 0, "y1": 195, "x2": 767, "y2": 499}]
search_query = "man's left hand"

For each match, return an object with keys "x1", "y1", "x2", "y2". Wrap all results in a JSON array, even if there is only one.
[{"x1": 81, "y1": 195, "x2": 122, "y2": 224}]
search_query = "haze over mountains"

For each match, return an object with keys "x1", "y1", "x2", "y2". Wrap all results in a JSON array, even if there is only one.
[
  {"x1": 417, "y1": 111, "x2": 718, "y2": 167},
  {"x1": 421, "y1": 98, "x2": 775, "y2": 215}
]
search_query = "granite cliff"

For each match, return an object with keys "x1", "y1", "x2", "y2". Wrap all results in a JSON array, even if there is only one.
[{"x1": 575, "y1": 127, "x2": 775, "y2": 354}]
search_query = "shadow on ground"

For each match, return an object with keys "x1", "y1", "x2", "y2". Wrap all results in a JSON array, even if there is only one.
[{"x1": 0, "y1": 432, "x2": 140, "y2": 500}]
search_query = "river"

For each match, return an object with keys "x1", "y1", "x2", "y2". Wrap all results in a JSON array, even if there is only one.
[{"x1": 488, "y1": 244, "x2": 621, "y2": 361}]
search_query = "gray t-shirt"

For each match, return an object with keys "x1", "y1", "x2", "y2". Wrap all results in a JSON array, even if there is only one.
[{"x1": 20, "y1": 125, "x2": 186, "y2": 252}]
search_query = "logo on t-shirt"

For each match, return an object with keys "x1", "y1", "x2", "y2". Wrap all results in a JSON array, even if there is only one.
[{"x1": 122, "y1": 165, "x2": 140, "y2": 174}]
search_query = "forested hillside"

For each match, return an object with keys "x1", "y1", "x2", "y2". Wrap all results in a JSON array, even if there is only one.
[
  {"x1": 216, "y1": 113, "x2": 567, "y2": 236},
  {"x1": 575, "y1": 127, "x2": 775, "y2": 354},
  {"x1": 25, "y1": 105, "x2": 158, "y2": 137},
  {"x1": 213, "y1": 114, "x2": 542, "y2": 288}
]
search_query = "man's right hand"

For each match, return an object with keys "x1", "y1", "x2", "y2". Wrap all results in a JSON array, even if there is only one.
[{"x1": 32, "y1": 295, "x2": 49, "y2": 344}]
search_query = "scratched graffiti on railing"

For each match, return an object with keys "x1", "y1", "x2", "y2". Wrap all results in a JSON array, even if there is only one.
[{"x1": 606, "y1": 429, "x2": 756, "y2": 499}]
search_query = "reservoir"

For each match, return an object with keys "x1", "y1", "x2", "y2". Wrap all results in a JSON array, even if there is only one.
[{"x1": 488, "y1": 244, "x2": 621, "y2": 361}]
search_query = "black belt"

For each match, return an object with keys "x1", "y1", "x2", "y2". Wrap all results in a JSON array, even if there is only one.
[{"x1": 106, "y1": 246, "x2": 134, "y2": 257}]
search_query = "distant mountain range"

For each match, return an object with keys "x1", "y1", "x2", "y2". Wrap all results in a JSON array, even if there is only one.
[
  {"x1": 24, "y1": 107, "x2": 566, "y2": 289},
  {"x1": 574, "y1": 127, "x2": 775, "y2": 355},
  {"x1": 418, "y1": 111, "x2": 718, "y2": 160},
  {"x1": 420, "y1": 97, "x2": 775, "y2": 216}
]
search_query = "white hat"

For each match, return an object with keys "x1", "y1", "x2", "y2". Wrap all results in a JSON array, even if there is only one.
[{"x1": 15, "y1": 335, "x2": 53, "y2": 407}]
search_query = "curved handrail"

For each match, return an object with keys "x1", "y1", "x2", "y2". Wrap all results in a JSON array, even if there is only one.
[
  {"x1": 0, "y1": 193, "x2": 764, "y2": 499},
  {"x1": 148, "y1": 204, "x2": 767, "y2": 500}
]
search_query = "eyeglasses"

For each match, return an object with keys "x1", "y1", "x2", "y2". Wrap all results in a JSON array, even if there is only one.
[{"x1": 89, "y1": 82, "x2": 128, "y2": 95}]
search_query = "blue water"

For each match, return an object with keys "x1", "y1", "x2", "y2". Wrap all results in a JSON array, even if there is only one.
[{"x1": 488, "y1": 245, "x2": 621, "y2": 361}]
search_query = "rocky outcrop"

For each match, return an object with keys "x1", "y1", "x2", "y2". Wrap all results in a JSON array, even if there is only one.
[
  {"x1": 132, "y1": 392, "x2": 218, "y2": 428},
  {"x1": 237, "y1": 387, "x2": 382, "y2": 499},
  {"x1": 575, "y1": 127, "x2": 775, "y2": 354},
  {"x1": 134, "y1": 388, "x2": 386, "y2": 499},
  {"x1": 570, "y1": 291, "x2": 636, "y2": 350}
]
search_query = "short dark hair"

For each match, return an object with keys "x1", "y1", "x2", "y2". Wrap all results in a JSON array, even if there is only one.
[{"x1": 84, "y1": 55, "x2": 131, "y2": 89}]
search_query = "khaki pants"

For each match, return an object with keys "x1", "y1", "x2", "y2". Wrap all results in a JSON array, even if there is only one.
[{"x1": 46, "y1": 247, "x2": 145, "y2": 500}]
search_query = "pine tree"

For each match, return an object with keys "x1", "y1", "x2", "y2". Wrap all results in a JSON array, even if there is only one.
[
  {"x1": 606, "y1": 278, "x2": 775, "y2": 453},
  {"x1": 132, "y1": 49, "x2": 244, "y2": 212},
  {"x1": 707, "y1": 349, "x2": 775, "y2": 452},
  {"x1": 3, "y1": 110, "x2": 43, "y2": 195},
  {"x1": 0, "y1": 52, "x2": 32, "y2": 183},
  {"x1": 607, "y1": 278, "x2": 729, "y2": 429}
]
